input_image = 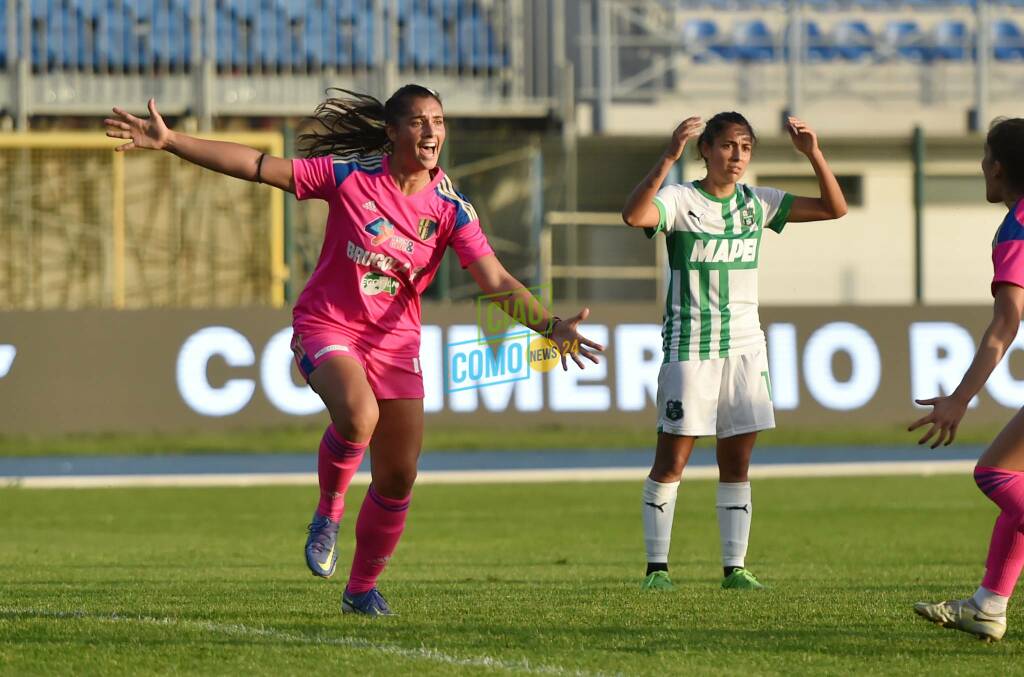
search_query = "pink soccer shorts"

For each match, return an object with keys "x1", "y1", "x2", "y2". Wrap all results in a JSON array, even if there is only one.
[{"x1": 290, "y1": 328, "x2": 424, "y2": 400}]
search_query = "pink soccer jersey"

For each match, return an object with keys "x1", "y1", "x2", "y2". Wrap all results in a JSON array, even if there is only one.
[
  {"x1": 991, "y1": 198, "x2": 1024, "y2": 296},
  {"x1": 291, "y1": 154, "x2": 494, "y2": 356}
]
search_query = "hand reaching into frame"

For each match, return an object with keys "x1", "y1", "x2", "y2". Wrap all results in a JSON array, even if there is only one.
[
  {"x1": 548, "y1": 307, "x2": 605, "y2": 371},
  {"x1": 104, "y1": 98, "x2": 172, "y2": 152}
]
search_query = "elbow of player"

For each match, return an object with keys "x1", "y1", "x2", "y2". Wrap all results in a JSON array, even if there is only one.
[
  {"x1": 621, "y1": 210, "x2": 639, "y2": 228},
  {"x1": 830, "y1": 202, "x2": 848, "y2": 219}
]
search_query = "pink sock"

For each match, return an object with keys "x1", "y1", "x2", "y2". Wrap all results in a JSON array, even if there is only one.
[
  {"x1": 346, "y1": 485, "x2": 411, "y2": 594},
  {"x1": 975, "y1": 466, "x2": 1024, "y2": 596},
  {"x1": 316, "y1": 425, "x2": 367, "y2": 522}
]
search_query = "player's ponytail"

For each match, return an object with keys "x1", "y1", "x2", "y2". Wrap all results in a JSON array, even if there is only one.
[
  {"x1": 298, "y1": 84, "x2": 443, "y2": 158},
  {"x1": 695, "y1": 111, "x2": 756, "y2": 163},
  {"x1": 987, "y1": 117, "x2": 1024, "y2": 193}
]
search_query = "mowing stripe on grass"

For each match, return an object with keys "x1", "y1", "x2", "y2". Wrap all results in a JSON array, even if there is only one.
[
  {"x1": 0, "y1": 608, "x2": 600, "y2": 676},
  {"x1": 1, "y1": 460, "x2": 977, "y2": 489}
]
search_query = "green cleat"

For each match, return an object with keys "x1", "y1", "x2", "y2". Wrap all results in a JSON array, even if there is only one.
[
  {"x1": 722, "y1": 568, "x2": 765, "y2": 590},
  {"x1": 913, "y1": 598, "x2": 1006, "y2": 642},
  {"x1": 641, "y1": 570, "x2": 674, "y2": 590}
]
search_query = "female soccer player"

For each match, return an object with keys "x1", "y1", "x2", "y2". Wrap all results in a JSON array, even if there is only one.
[
  {"x1": 910, "y1": 117, "x2": 1024, "y2": 642},
  {"x1": 621, "y1": 112, "x2": 847, "y2": 591},
  {"x1": 105, "y1": 85, "x2": 602, "y2": 616}
]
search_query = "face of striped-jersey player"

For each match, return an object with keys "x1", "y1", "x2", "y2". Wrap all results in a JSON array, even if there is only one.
[{"x1": 699, "y1": 116, "x2": 848, "y2": 222}]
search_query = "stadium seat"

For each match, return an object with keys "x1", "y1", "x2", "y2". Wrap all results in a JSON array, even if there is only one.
[
  {"x1": 803, "y1": 20, "x2": 835, "y2": 61},
  {"x1": 992, "y1": 19, "x2": 1024, "y2": 61},
  {"x1": 731, "y1": 19, "x2": 774, "y2": 62},
  {"x1": 931, "y1": 19, "x2": 969, "y2": 61},
  {"x1": 457, "y1": 8, "x2": 502, "y2": 70},
  {"x1": 400, "y1": 7, "x2": 450, "y2": 69},
  {"x1": 833, "y1": 20, "x2": 874, "y2": 61},
  {"x1": 882, "y1": 20, "x2": 928, "y2": 61},
  {"x1": 680, "y1": 18, "x2": 718, "y2": 62}
]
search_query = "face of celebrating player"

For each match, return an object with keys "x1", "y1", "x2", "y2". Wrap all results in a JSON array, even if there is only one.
[
  {"x1": 982, "y1": 144, "x2": 1006, "y2": 205},
  {"x1": 700, "y1": 123, "x2": 753, "y2": 187},
  {"x1": 386, "y1": 96, "x2": 446, "y2": 175}
]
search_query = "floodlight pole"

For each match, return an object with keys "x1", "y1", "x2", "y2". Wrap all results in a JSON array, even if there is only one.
[
  {"x1": 913, "y1": 126, "x2": 925, "y2": 305},
  {"x1": 972, "y1": 0, "x2": 990, "y2": 132},
  {"x1": 784, "y1": 0, "x2": 803, "y2": 126}
]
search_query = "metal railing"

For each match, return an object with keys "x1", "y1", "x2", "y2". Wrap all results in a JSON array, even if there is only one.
[
  {"x1": 540, "y1": 210, "x2": 668, "y2": 303},
  {"x1": 0, "y1": 0, "x2": 568, "y2": 129}
]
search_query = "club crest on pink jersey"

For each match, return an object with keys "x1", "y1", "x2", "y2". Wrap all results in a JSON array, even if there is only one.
[{"x1": 418, "y1": 217, "x2": 438, "y2": 241}]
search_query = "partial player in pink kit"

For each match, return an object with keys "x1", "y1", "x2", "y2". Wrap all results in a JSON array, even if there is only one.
[
  {"x1": 105, "y1": 85, "x2": 604, "y2": 617},
  {"x1": 909, "y1": 117, "x2": 1024, "y2": 642}
]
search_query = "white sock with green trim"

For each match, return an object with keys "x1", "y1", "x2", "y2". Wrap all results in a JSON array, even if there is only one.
[{"x1": 717, "y1": 481, "x2": 752, "y2": 570}]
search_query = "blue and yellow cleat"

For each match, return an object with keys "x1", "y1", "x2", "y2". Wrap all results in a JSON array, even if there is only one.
[
  {"x1": 304, "y1": 512, "x2": 340, "y2": 578},
  {"x1": 341, "y1": 588, "x2": 394, "y2": 617}
]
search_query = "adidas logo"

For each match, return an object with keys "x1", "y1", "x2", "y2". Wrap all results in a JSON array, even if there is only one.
[{"x1": 363, "y1": 201, "x2": 378, "y2": 212}]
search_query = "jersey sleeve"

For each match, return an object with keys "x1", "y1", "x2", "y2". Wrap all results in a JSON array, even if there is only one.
[
  {"x1": 644, "y1": 184, "x2": 683, "y2": 239},
  {"x1": 445, "y1": 192, "x2": 494, "y2": 268},
  {"x1": 992, "y1": 205, "x2": 1024, "y2": 295},
  {"x1": 751, "y1": 186, "x2": 795, "y2": 234},
  {"x1": 290, "y1": 156, "x2": 336, "y2": 201}
]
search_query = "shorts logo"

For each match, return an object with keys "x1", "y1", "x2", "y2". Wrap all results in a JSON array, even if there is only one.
[
  {"x1": 313, "y1": 344, "x2": 349, "y2": 360},
  {"x1": 666, "y1": 399, "x2": 683, "y2": 422},
  {"x1": 418, "y1": 217, "x2": 438, "y2": 241},
  {"x1": 361, "y1": 271, "x2": 400, "y2": 297}
]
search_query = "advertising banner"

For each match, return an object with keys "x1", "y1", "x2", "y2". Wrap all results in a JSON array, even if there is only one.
[{"x1": 0, "y1": 305, "x2": 1020, "y2": 435}]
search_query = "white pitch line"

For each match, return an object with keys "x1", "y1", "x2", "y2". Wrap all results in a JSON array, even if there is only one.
[
  {"x1": 0, "y1": 608, "x2": 601, "y2": 677},
  {"x1": 0, "y1": 460, "x2": 977, "y2": 489}
]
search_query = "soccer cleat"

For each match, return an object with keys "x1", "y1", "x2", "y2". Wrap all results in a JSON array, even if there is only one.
[
  {"x1": 641, "y1": 570, "x2": 674, "y2": 590},
  {"x1": 341, "y1": 588, "x2": 394, "y2": 617},
  {"x1": 913, "y1": 598, "x2": 1007, "y2": 642},
  {"x1": 721, "y1": 568, "x2": 765, "y2": 590},
  {"x1": 304, "y1": 512, "x2": 340, "y2": 578}
]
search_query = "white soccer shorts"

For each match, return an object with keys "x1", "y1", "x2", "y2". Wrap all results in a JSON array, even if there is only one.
[{"x1": 656, "y1": 346, "x2": 775, "y2": 438}]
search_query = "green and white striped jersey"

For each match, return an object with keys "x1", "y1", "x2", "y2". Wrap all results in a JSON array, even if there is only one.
[{"x1": 646, "y1": 180, "x2": 794, "y2": 363}]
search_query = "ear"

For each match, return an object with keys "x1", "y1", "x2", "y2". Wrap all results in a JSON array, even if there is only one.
[{"x1": 385, "y1": 124, "x2": 397, "y2": 144}]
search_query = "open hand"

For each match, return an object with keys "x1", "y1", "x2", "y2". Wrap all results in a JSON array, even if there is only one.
[
  {"x1": 786, "y1": 116, "x2": 819, "y2": 156},
  {"x1": 908, "y1": 395, "x2": 968, "y2": 449},
  {"x1": 549, "y1": 307, "x2": 605, "y2": 371},
  {"x1": 104, "y1": 98, "x2": 172, "y2": 152}
]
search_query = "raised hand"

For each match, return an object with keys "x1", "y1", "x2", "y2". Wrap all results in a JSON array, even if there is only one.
[
  {"x1": 908, "y1": 395, "x2": 969, "y2": 449},
  {"x1": 786, "y1": 116, "x2": 819, "y2": 156},
  {"x1": 665, "y1": 116, "x2": 703, "y2": 161},
  {"x1": 104, "y1": 98, "x2": 172, "y2": 152},
  {"x1": 549, "y1": 307, "x2": 605, "y2": 371}
]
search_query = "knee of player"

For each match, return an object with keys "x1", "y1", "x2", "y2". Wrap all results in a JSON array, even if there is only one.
[
  {"x1": 332, "y1": 403, "x2": 379, "y2": 442},
  {"x1": 373, "y1": 467, "x2": 418, "y2": 497}
]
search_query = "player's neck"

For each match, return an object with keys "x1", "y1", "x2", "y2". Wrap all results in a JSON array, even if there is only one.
[
  {"x1": 388, "y1": 160, "x2": 435, "y2": 196},
  {"x1": 697, "y1": 176, "x2": 737, "y2": 199},
  {"x1": 1004, "y1": 190, "x2": 1023, "y2": 210}
]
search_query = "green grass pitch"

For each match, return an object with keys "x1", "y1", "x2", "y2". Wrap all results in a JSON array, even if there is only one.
[{"x1": 2, "y1": 475, "x2": 1023, "y2": 675}]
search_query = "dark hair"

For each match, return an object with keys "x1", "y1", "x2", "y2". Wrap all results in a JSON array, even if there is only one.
[
  {"x1": 297, "y1": 84, "x2": 442, "y2": 158},
  {"x1": 987, "y1": 117, "x2": 1024, "y2": 192},
  {"x1": 695, "y1": 111, "x2": 756, "y2": 162}
]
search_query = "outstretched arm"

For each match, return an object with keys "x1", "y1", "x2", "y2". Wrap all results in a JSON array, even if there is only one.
[
  {"x1": 467, "y1": 254, "x2": 604, "y2": 370},
  {"x1": 909, "y1": 284, "x2": 1024, "y2": 448},
  {"x1": 622, "y1": 116, "x2": 703, "y2": 229},
  {"x1": 785, "y1": 117, "x2": 848, "y2": 223},
  {"x1": 104, "y1": 98, "x2": 295, "y2": 193}
]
